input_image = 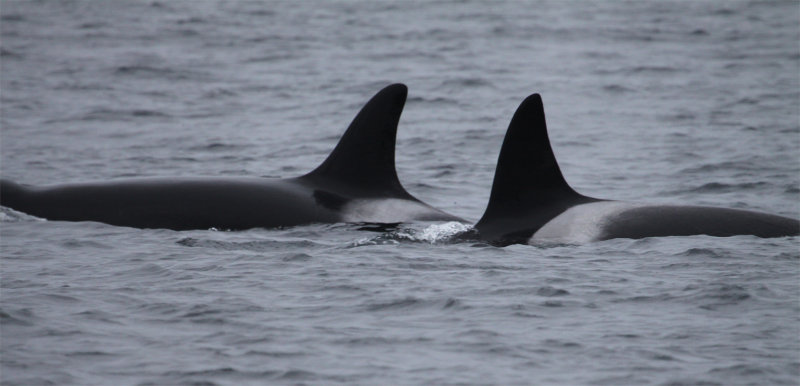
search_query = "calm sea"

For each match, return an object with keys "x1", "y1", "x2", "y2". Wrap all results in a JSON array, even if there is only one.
[{"x1": 2, "y1": 1, "x2": 798, "y2": 385}]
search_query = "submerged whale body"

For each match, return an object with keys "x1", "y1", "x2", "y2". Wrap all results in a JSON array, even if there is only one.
[
  {"x1": 0, "y1": 84, "x2": 462, "y2": 230},
  {"x1": 474, "y1": 94, "x2": 799, "y2": 245}
]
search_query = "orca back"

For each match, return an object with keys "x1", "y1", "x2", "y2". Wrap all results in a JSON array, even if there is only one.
[
  {"x1": 599, "y1": 205, "x2": 800, "y2": 240},
  {"x1": 475, "y1": 93, "x2": 798, "y2": 244},
  {"x1": 475, "y1": 94, "x2": 596, "y2": 243},
  {"x1": 0, "y1": 84, "x2": 464, "y2": 229}
]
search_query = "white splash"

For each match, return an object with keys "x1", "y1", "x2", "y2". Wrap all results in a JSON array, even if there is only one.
[
  {"x1": 346, "y1": 221, "x2": 471, "y2": 248},
  {"x1": 0, "y1": 207, "x2": 46, "y2": 223},
  {"x1": 400, "y1": 221, "x2": 472, "y2": 243}
]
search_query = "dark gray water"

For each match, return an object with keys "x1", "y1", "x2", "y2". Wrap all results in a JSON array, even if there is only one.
[{"x1": 2, "y1": 1, "x2": 799, "y2": 385}]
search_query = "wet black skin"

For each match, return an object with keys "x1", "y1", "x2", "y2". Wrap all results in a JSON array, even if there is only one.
[
  {"x1": 0, "y1": 84, "x2": 462, "y2": 230},
  {"x1": 475, "y1": 93, "x2": 799, "y2": 245}
]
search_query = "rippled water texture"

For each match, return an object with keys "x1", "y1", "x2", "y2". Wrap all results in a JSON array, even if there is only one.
[{"x1": 2, "y1": 1, "x2": 798, "y2": 385}]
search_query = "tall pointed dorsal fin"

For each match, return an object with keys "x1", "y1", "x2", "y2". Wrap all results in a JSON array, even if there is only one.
[
  {"x1": 476, "y1": 94, "x2": 595, "y2": 240},
  {"x1": 302, "y1": 83, "x2": 413, "y2": 198}
]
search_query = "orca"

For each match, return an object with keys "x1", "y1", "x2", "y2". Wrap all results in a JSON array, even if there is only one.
[
  {"x1": 0, "y1": 84, "x2": 463, "y2": 230},
  {"x1": 474, "y1": 93, "x2": 799, "y2": 245}
]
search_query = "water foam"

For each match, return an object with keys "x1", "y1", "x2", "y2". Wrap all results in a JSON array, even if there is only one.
[
  {"x1": 409, "y1": 221, "x2": 473, "y2": 243},
  {"x1": 348, "y1": 221, "x2": 472, "y2": 247}
]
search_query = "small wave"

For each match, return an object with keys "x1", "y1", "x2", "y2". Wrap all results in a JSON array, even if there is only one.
[
  {"x1": 75, "y1": 310, "x2": 123, "y2": 324},
  {"x1": 40, "y1": 293, "x2": 80, "y2": 303},
  {"x1": 202, "y1": 88, "x2": 238, "y2": 99},
  {"x1": 679, "y1": 181, "x2": 770, "y2": 194},
  {"x1": 680, "y1": 160, "x2": 770, "y2": 174},
  {"x1": 603, "y1": 333, "x2": 640, "y2": 339},
  {"x1": 406, "y1": 96, "x2": 459, "y2": 106},
  {"x1": 0, "y1": 48, "x2": 22, "y2": 59},
  {"x1": 244, "y1": 350, "x2": 305, "y2": 358},
  {"x1": 702, "y1": 285, "x2": 751, "y2": 301},
  {"x1": 276, "y1": 369, "x2": 318, "y2": 381},
  {"x1": 440, "y1": 77, "x2": 495, "y2": 89},
  {"x1": 1, "y1": 206, "x2": 45, "y2": 223},
  {"x1": 187, "y1": 142, "x2": 249, "y2": 152},
  {"x1": 629, "y1": 65, "x2": 682, "y2": 74},
  {"x1": 167, "y1": 28, "x2": 200, "y2": 37},
  {"x1": 53, "y1": 82, "x2": 113, "y2": 91},
  {"x1": 65, "y1": 350, "x2": 118, "y2": 357},
  {"x1": 443, "y1": 297, "x2": 465, "y2": 309},
  {"x1": 364, "y1": 296, "x2": 421, "y2": 311},
  {"x1": 119, "y1": 263, "x2": 174, "y2": 279},
  {"x1": 0, "y1": 14, "x2": 24, "y2": 22},
  {"x1": 677, "y1": 248, "x2": 727, "y2": 259},
  {"x1": 602, "y1": 84, "x2": 633, "y2": 94},
  {"x1": 113, "y1": 65, "x2": 207, "y2": 81},
  {"x1": 348, "y1": 222, "x2": 472, "y2": 247},
  {"x1": 182, "y1": 305, "x2": 224, "y2": 319},
  {"x1": 177, "y1": 237, "x2": 318, "y2": 251},
  {"x1": 320, "y1": 284, "x2": 363, "y2": 292},
  {"x1": 536, "y1": 286, "x2": 570, "y2": 297},
  {"x1": 612, "y1": 293, "x2": 675, "y2": 303},
  {"x1": 660, "y1": 378, "x2": 725, "y2": 386},
  {"x1": 583, "y1": 51, "x2": 625, "y2": 60},
  {"x1": 542, "y1": 339, "x2": 582, "y2": 348},
  {"x1": 709, "y1": 364, "x2": 772, "y2": 377},
  {"x1": 59, "y1": 239, "x2": 111, "y2": 251},
  {"x1": 774, "y1": 251, "x2": 799, "y2": 260},
  {"x1": 685, "y1": 283, "x2": 751, "y2": 310},
  {"x1": 363, "y1": 296, "x2": 466, "y2": 313},
  {"x1": 78, "y1": 22, "x2": 109, "y2": 29},
  {"x1": 135, "y1": 302, "x2": 179, "y2": 316},
  {"x1": 244, "y1": 53, "x2": 297, "y2": 63},
  {"x1": 0, "y1": 308, "x2": 35, "y2": 326},
  {"x1": 176, "y1": 16, "x2": 206, "y2": 25},
  {"x1": 711, "y1": 7, "x2": 736, "y2": 16},
  {"x1": 79, "y1": 108, "x2": 171, "y2": 122},
  {"x1": 280, "y1": 253, "x2": 312, "y2": 262},
  {"x1": 246, "y1": 9, "x2": 276, "y2": 17},
  {"x1": 666, "y1": 112, "x2": 696, "y2": 121},
  {"x1": 335, "y1": 335, "x2": 433, "y2": 346},
  {"x1": 597, "y1": 65, "x2": 684, "y2": 75},
  {"x1": 735, "y1": 97, "x2": 760, "y2": 105},
  {"x1": 164, "y1": 367, "x2": 279, "y2": 378}
]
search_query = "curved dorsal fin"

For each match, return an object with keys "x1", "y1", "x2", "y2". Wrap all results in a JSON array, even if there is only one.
[
  {"x1": 302, "y1": 83, "x2": 413, "y2": 198},
  {"x1": 475, "y1": 94, "x2": 595, "y2": 241}
]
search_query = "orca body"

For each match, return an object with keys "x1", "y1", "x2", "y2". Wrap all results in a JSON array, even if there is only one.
[
  {"x1": 474, "y1": 94, "x2": 799, "y2": 246},
  {"x1": 0, "y1": 84, "x2": 462, "y2": 230}
]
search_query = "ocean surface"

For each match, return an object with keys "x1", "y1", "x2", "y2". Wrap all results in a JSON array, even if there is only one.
[{"x1": 1, "y1": 1, "x2": 798, "y2": 385}]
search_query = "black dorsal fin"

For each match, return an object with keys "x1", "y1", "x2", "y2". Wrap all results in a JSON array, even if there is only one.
[
  {"x1": 302, "y1": 83, "x2": 414, "y2": 198},
  {"x1": 475, "y1": 94, "x2": 596, "y2": 242}
]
